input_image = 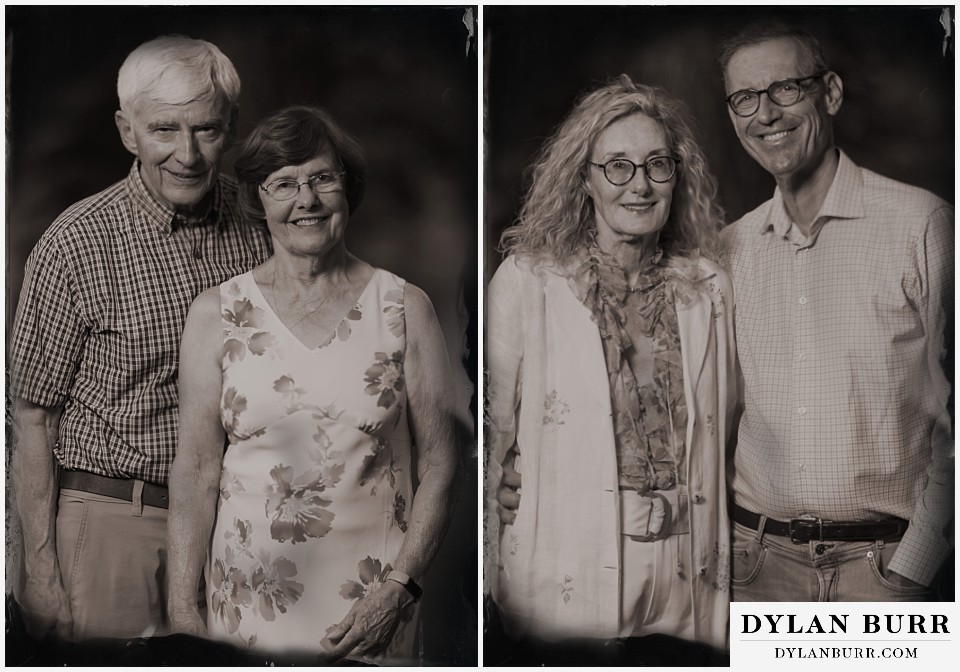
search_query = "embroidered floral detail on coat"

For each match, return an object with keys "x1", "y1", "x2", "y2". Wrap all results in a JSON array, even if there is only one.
[
  {"x1": 364, "y1": 351, "x2": 405, "y2": 409},
  {"x1": 542, "y1": 390, "x2": 570, "y2": 426},
  {"x1": 265, "y1": 465, "x2": 337, "y2": 543},
  {"x1": 713, "y1": 543, "x2": 730, "y2": 592},
  {"x1": 560, "y1": 575, "x2": 575, "y2": 604}
]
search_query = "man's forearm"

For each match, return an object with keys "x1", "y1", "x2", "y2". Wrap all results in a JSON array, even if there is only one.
[{"x1": 11, "y1": 400, "x2": 69, "y2": 619}]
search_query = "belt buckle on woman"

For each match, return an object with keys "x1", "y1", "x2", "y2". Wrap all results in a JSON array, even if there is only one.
[{"x1": 620, "y1": 486, "x2": 690, "y2": 542}]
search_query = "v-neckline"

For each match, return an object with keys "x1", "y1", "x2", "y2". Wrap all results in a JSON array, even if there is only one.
[{"x1": 250, "y1": 268, "x2": 379, "y2": 353}]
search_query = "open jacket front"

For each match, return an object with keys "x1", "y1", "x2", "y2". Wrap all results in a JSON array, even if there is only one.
[{"x1": 485, "y1": 254, "x2": 735, "y2": 649}]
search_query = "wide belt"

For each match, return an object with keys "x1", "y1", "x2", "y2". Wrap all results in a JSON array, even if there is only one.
[
  {"x1": 620, "y1": 487, "x2": 689, "y2": 542},
  {"x1": 60, "y1": 470, "x2": 169, "y2": 509},
  {"x1": 732, "y1": 502, "x2": 908, "y2": 543}
]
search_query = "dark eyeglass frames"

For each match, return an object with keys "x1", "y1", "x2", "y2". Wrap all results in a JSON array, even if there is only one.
[
  {"x1": 587, "y1": 156, "x2": 680, "y2": 186},
  {"x1": 726, "y1": 71, "x2": 827, "y2": 117}
]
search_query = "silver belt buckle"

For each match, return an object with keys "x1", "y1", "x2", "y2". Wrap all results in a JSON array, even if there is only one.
[{"x1": 788, "y1": 515, "x2": 825, "y2": 543}]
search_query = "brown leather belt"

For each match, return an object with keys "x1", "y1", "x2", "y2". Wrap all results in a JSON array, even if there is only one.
[
  {"x1": 60, "y1": 470, "x2": 169, "y2": 509},
  {"x1": 732, "y1": 502, "x2": 908, "y2": 543}
]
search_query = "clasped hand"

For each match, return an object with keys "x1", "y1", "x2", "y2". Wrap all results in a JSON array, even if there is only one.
[
  {"x1": 497, "y1": 446, "x2": 522, "y2": 525},
  {"x1": 321, "y1": 579, "x2": 417, "y2": 662}
]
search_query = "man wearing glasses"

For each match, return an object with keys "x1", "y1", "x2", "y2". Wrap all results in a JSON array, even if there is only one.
[
  {"x1": 719, "y1": 23, "x2": 953, "y2": 601},
  {"x1": 10, "y1": 35, "x2": 270, "y2": 643}
]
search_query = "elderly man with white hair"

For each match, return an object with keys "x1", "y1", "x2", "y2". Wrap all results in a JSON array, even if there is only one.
[{"x1": 10, "y1": 35, "x2": 270, "y2": 642}]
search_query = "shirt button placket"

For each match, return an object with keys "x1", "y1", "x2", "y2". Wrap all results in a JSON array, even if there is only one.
[{"x1": 794, "y1": 240, "x2": 810, "y2": 499}]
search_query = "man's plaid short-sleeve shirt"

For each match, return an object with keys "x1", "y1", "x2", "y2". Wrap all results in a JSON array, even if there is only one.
[{"x1": 11, "y1": 161, "x2": 272, "y2": 485}]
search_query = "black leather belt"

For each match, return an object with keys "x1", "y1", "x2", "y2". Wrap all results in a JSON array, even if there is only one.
[
  {"x1": 732, "y1": 503, "x2": 908, "y2": 543},
  {"x1": 60, "y1": 470, "x2": 169, "y2": 509}
]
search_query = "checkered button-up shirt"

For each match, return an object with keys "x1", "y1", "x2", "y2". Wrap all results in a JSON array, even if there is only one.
[
  {"x1": 11, "y1": 161, "x2": 272, "y2": 485},
  {"x1": 721, "y1": 151, "x2": 954, "y2": 586}
]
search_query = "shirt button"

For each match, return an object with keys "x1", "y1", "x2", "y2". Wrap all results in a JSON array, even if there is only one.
[
  {"x1": 693, "y1": 492, "x2": 704, "y2": 503},
  {"x1": 799, "y1": 296, "x2": 808, "y2": 305},
  {"x1": 798, "y1": 352, "x2": 807, "y2": 362},
  {"x1": 799, "y1": 464, "x2": 805, "y2": 471},
  {"x1": 798, "y1": 406, "x2": 807, "y2": 415}
]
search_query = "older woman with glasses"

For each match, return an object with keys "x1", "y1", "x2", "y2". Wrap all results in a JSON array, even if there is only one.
[
  {"x1": 165, "y1": 105, "x2": 458, "y2": 663},
  {"x1": 486, "y1": 76, "x2": 735, "y2": 663}
]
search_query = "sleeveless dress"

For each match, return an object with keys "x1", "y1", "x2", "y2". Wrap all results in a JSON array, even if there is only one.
[{"x1": 207, "y1": 268, "x2": 418, "y2": 660}]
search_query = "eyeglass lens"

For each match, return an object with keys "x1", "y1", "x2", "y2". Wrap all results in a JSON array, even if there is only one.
[
  {"x1": 728, "y1": 73, "x2": 823, "y2": 116},
  {"x1": 265, "y1": 173, "x2": 343, "y2": 200},
  {"x1": 603, "y1": 157, "x2": 676, "y2": 185}
]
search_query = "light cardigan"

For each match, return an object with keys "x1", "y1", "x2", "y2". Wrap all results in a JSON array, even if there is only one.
[{"x1": 485, "y1": 254, "x2": 735, "y2": 648}]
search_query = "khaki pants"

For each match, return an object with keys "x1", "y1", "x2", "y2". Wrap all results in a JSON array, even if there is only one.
[{"x1": 57, "y1": 487, "x2": 169, "y2": 640}]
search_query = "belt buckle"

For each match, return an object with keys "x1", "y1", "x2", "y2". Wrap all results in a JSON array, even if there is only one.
[
  {"x1": 788, "y1": 516, "x2": 825, "y2": 544},
  {"x1": 623, "y1": 491, "x2": 673, "y2": 543}
]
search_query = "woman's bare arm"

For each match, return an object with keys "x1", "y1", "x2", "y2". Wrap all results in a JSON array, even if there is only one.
[{"x1": 166, "y1": 287, "x2": 227, "y2": 635}]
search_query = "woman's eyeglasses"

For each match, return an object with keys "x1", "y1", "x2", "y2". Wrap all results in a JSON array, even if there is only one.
[
  {"x1": 588, "y1": 156, "x2": 680, "y2": 186},
  {"x1": 259, "y1": 172, "x2": 346, "y2": 200}
]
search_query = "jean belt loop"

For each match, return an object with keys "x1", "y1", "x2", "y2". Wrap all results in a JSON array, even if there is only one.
[
  {"x1": 754, "y1": 514, "x2": 767, "y2": 543},
  {"x1": 132, "y1": 479, "x2": 144, "y2": 517}
]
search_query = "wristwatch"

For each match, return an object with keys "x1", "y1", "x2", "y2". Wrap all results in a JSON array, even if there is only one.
[{"x1": 385, "y1": 570, "x2": 423, "y2": 602}]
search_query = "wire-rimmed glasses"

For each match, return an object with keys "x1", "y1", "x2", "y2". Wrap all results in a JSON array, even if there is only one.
[{"x1": 259, "y1": 172, "x2": 346, "y2": 200}]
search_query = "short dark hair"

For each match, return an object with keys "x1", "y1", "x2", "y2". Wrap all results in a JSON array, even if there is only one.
[
  {"x1": 235, "y1": 105, "x2": 367, "y2": 230},
  {"x1": 718, "y1": 22, "x2": 828, "y2": 87}
]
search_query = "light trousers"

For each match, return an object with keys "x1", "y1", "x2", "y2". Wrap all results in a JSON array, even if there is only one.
[
  {"x1": 620, "y1": 532, "x2": 694, "y2": 640},
  {"x1": 57, "y1": 487, "x2": 169, "y2": 640}
]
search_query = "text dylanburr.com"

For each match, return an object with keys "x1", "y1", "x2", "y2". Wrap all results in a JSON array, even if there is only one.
[{"x1": 730, "y1": 603, "x2": 958, "y2": 668}]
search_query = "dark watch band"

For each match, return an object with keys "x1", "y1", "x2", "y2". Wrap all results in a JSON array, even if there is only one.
[{"x1": 385, "y1": 570, "x2": 423, "y2": 602}]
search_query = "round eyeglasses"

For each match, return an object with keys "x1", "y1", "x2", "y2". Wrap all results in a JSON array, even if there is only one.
[
  {"x1": 259, "y1": 172, "x2": 346, "y2": 200},
  {"x1": 588, "y1": 156, "x2": 680, "y2": 186},
  {"x1": 726, "y1": 71, "x2": 827, "y2": 117}
]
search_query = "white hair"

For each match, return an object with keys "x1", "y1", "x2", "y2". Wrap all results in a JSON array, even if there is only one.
[{"x1": 117, "y1": 35, "x2": 241, "y2": 113}]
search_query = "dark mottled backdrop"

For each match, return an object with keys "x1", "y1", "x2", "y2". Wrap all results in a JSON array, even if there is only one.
[
  {"x1": 5, "y1": 4, "x2": 477, "y2": 665},
  {"x1": 485, "y1": 5, "x2": 954, "y2": 276}
]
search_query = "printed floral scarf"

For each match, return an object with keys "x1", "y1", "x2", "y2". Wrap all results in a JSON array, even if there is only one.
[{"x1": 566, "y1": 243, "x2": 690, "y2": 493}]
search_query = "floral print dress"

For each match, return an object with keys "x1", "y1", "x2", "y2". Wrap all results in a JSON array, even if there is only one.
[{"x1": 207, "y1": 268, "x2": 417, "y2": 660}]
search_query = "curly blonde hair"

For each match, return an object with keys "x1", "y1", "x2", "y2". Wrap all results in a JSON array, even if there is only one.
[{"x1": 500, "y1": 75, "x2": 724, "y2": 264}]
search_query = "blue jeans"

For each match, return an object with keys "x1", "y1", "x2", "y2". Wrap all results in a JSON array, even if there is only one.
[{"x1": 731, "y1": 520, "x2": 931, "y2": 602}]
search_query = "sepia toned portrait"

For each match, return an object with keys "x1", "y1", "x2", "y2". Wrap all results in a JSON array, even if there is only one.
[
  {"x1": 6, "y1": 5, "x2": 477, "y2": 666},
  {"x1": 484, "y1": 5, "x2": 953, "y2": 667}
]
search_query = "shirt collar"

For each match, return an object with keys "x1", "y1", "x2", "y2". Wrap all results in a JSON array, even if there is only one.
[
  {"x1": 125, "y1": 160, "x2": 224, "y2": 235},
  {"x1": 760, "y1": 149, "x2": 865, "y2": 239}
]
